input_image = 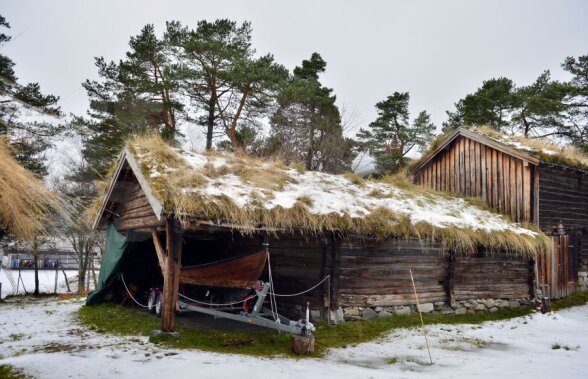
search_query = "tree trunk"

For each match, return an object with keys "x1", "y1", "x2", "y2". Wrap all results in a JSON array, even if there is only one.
[{"x1": 206, "y1": 94, "x2": 216, "y2": 150}]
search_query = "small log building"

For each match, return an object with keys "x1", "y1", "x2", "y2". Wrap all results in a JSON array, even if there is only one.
[
  {"x1": 89, "y1": 137, "x2": 549, "y2": 332},
  {"x1": 411, "y1": 127, "x2": 588, "y2": 297}
]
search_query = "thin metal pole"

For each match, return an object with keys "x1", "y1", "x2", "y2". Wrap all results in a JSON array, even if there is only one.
[
  {"x1": 410, "y1": 269, "x2": 433, "y2": 365},
  {"x1": 327, "y1": 275, "x2": 331, "y2": 325}
]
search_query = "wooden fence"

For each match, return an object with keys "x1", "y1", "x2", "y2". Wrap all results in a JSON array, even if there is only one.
[{"x1": 536, "y1": 234, "x2": 580, "y2": 299}]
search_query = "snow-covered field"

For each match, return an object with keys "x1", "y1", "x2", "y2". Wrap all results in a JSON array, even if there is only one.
[
  {"x1": 0, "y1": 297, "x2": 586, "y2": 379},
  {"x1": 0, "y1": 269, "x2": 82, "y2": 299}
]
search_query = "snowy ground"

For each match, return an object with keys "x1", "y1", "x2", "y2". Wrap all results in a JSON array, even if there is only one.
[
  {"x1": 0, "y1": 297, "x2": 586, "y2": 379},
  {"x1": 0, "y1": 269, "x2": 83, "y2": 299}
]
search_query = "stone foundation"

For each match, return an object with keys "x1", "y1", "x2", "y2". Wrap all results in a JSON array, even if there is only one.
[
  {"x1": 579, "y1": 271, "x2": 588, "y2": 291},
  {"x1": 338, "y1": 298, "x2": 532, "y2": 321},
  {"x1": 293, "y1": 297, "x2": 533, "y2": 323}
]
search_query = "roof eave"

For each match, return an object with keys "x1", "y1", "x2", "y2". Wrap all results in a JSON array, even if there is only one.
[{"x1": 411, "y1": 127, "x2": 540, "y2": 174}]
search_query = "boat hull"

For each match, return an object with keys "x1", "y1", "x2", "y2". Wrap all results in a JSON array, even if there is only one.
[{"x1": 179, "y1": 248, "x2": 267, "y2": 289}]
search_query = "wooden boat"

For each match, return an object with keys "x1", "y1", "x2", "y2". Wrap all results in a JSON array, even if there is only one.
[{"x1": 179, "y1": 248, "x2": 267, "y2": 289}]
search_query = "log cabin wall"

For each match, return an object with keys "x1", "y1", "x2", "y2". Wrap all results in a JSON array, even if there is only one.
[
  {"x1": 108, "y1": 163, "x2": 162, "y2": 231},
  {"x1": 413, "y1": 136, "x2": 535, "y2": 223},
  {"x1": 453, "y1": 253, "x2": 532, "y2": 301},
  {"x1": 538, "y1": 163, "x2": 588, "y2": 273},
  {"x1": 336, "y1": 237, "x2": 447, "y2": 307}
]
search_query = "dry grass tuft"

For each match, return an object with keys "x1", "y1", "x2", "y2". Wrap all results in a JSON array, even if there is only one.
[
  {"x1": 343, "y1": 172, "x2": 365, "y2": 186},
  {"x1": 0, "y1": 138, "x2": 64, "y2": 240},
  {"x1": 474, "y1": 126, "x2": 588, "y2": 169}
]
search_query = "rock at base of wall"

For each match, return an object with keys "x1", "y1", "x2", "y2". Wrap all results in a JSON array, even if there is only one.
[
  {"x1": 455, "y1": 307, "x2": 467, "y2": 315},
  {"x1": 394, "y1": 306, "x2": 411, "y2": 316},
  {"x1": 378, "y1": 310, "x2": 392, "y2": 318},
  {"x1": 362, "y1": 307, "x2": 378, "y2": 321},
  {"x1": 475, "y1": 304, "x2": 486, "y2": 311},
  {"x1": 509, "y1": 300, "x2": 520, "y2": 308},
  {"x1": 417, "y1": 303, "x2": 434, "y2": 313},
  {"x1": 329, "y1": 307, "x2": 345, "y2": 324}
]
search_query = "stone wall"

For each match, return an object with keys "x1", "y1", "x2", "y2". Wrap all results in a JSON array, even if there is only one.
[
  {"x1": 330, "y1": 297, "x2": 531, "y2": 322},
  {"x1": 579, "y1": 271, "x2": 588, "y2": 291}
]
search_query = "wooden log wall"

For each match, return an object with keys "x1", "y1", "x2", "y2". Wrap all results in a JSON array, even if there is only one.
[
  {"x1": 538, "y1": 163, "x2": 588, "y2": 273},
  {"x1": 414, "y1": 136, "x2": 534, "y2": 223},
  {"x1": 536, "y1": 235, "x2": 578, "y2": 299},
  {"x1": 110, "y1": 164, "x2": 162, "y2": 231},
  {"x1": 453, "y1": 253, "x2": 531, "y2": 301},
  {"x1": 336, "y1": 238, "x2": 447, "y2": 307},
  {"x1": 149, "y1": 229, "x2": 535, "y2": 311}
]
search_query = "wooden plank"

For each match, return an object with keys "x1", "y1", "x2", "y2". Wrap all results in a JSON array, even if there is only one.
[
  {"x1": 151, "y1": 230, "x2": 167, "y2": 274},
  {"x1": 523, "y1": 165, "x2": 531, "y2": 222},
  {"x1": 473, "y1": 140, "x2": 480, "y2": 196},
  {"x1": 464, "y1": 138, "x2": 470, "y2": 196},
  {"x1": 161, "y1": 217, "x2": 181, "y2": 332},
  {"x1": 454, "y1": 139, "x2": 460, "y2": 193},
  {"x1": 481, "y1": 145, "x2": 487, "y2": 201},
  {"x1": 510, "y1": 157, "x2": 517, "y2": 220}
]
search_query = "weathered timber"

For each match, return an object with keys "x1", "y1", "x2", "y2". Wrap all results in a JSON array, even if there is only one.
[
  {"x1": 413, "y1": 135, "x2": 534, "y2": 223},
  {"x1": 151, "y1": 230, "x2": 166, "y2": 274},
  {"x1": 161, "y1": 217, "x2": 182, "y2": 333},
  {"x1": 452, "y1": 253, "x2": 531, "y2": 301}
]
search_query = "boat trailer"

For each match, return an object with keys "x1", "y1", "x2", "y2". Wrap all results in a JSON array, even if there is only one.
[{"x1": 148, "y1": 282, "x2": 315, "y2": 336}]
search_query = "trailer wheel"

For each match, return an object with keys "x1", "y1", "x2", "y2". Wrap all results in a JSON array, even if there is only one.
[
  {"x1": 155, "y1": 293, "x2": 163, "y2": 317},
  {"x1": 147, "y1": 290, "x2": 156, "y2": 314}
]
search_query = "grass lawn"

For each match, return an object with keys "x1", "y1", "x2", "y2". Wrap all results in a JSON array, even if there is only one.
[
  {"x1": 0, "y1": 365, "x2": 30, "y2": 379},
  {"x1": 77, "y1": 303, "x2": 532, "y2": 358}
]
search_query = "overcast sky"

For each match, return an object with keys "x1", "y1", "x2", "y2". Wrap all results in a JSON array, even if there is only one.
[{"x1": 2, "y1": 0, "x2": 587, "y2": 142}]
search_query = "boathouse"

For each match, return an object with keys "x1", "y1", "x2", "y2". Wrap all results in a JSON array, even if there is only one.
[
  {"x1": 89, "y1": 135, "x2": 550, "y2": 331},
  {"x1": 411, "y1": 127, "x2": 588, "y2": 297}
]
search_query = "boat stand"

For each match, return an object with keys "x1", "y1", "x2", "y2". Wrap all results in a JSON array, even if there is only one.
[{"x1": 177, "y1": 282, "x2": 315, "y2": 336}]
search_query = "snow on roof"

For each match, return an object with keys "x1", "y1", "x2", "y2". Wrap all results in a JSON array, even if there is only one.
[
  {"x1": 471, "y1": 126, "x2": 588, "y2": 170},
  {"x1": 111, "y1": 135, "x2": 550, "y2": 256}
]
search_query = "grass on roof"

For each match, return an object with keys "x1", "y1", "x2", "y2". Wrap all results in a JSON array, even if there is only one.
[
  {"x1": 91, "y1": 134, "x2": 552, "y2": 256},
  {"x1": 473, "y1": 126, "x2": 588, "y2": 170}
]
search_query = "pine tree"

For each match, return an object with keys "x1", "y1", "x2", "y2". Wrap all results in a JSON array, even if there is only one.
[
  {"x1": 0, "y1": 15, "x2": 62, "y2": 175},
  {"x1": 560, "y1": 54, "x2": 588, "y2": 150},
  {"x1": 357, "y1": 92, "x2": 435, "y2": 174},
  {"x1": 81, "y1": 24, "x2": 183, "y2": 177},
  {"x1": 267, "y1": 53, "x2": 354, "y2": 173},
  {"x1": 166, "y1": 20, "x2": 252, "y2": 150},
  {"x1": 442, "y1": 78, "x2": 516, "y2": 133}
]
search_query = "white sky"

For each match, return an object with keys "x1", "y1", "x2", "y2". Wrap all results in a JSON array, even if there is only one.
[{"x1": 2, "y1": 0, "x2": 587, "y2": 140}]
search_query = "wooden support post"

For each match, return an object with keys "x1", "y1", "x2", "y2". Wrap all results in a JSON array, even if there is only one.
[
  {"x1": 161, "y1": 216, "x2": 183, "y2": 333},
  {"x1": 151, "y1": 229, "x2": 167, "y2": 274},
  {"x1": 445, "y1": 252, "x2": 455, "y2": 305}
]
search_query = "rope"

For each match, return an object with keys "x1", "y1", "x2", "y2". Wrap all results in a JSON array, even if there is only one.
[
  {"x1": 269, "y1": 275, "x2": 331, "y2": 297},
  {"x1": 120, "y1": 274, "x2": 150, "y2": 308},
  {"x1": 265, "y1": 247, "x2": 280, "y2": 321},
  {"x1": 178, "y1": 292, "x2": 257, "y2": 307}
]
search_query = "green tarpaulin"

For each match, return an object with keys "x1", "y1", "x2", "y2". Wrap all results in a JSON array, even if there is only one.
[{"x1": 86, "y1": 224, "x2": 128, "y2": 305}]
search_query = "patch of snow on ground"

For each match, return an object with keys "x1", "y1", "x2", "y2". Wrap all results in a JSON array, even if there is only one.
[
  {"x1": 0, "y1": 269, "x2": 83, "y2": 299},
  {"x1": 0, "y1": 298, "x2": 587, "y2": 378}
]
